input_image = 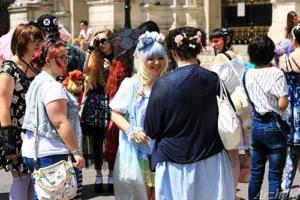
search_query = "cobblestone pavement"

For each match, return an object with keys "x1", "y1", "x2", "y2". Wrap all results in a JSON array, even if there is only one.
[{"x1": 1, "y1": 166, "x2": 300, "y2": 200}]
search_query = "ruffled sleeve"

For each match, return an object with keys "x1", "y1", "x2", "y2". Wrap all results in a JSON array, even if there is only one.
[{"x1": 110, "y1": 77, "x2": 134, "y2": 114}]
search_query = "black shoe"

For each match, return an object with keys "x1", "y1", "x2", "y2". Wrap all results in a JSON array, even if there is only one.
[
  {"x1": 94, "y1": 183, "x2": 103, "y2": 193},
  {"x1": 108, "y1": 183, "x2": 114, "y2": 194}
]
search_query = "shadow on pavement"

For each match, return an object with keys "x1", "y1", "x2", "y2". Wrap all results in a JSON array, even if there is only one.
[
  {"x1": 82, "y1": 184, "x2": 114, "y2": 199},
  {"x1": 0, "y1": 192, "x2": 9, "y2": 200}
]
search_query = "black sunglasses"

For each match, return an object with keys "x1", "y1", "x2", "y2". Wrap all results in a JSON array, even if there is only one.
[{"x1": 99, "y1": 38, "x2": 110, "y2": 45}]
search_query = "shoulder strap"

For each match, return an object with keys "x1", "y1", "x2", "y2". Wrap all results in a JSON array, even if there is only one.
[
  {"x1": 287, "y1": 55, "x2": 294, "y2": 72},
  {"x1": 290, "y1": 56, "x2": 300, "y2": 71},
  {"x1": 285, "y1": 54, "x2": 292, "y2": 72},
  {"x1": 219, "y1": 53, "x2": 240, "y2": 80},
  {"x1": 223, "y1": 52, "x2": 232, "y2": 60},
  {"x1": 242, "y1": 70, "x2": 257, "y2": 113}
]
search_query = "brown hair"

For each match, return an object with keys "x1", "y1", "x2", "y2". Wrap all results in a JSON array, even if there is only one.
[
  {"x1": 94, "y1": 29, "x2": 113, "y2": 39},
  {"x1": 287, "y1": 11, "x2": 298, "y2": 34},
  {"x1": 87, "y1": 48, "x2": 106, "y2": 88},
  {"x1": 32, "y1": 40, "x2": 66, "y2": 69},
  {"x1": 165, "y1": 26, "x2": 206, "y2": 60},
  {"x1": 11, "y1": 23, "x2": 44, "y2": 57}
]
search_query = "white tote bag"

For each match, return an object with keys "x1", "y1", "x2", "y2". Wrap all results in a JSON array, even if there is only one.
[{"x1": 217, "y1": 78, "x2": 242, "y2": 150}]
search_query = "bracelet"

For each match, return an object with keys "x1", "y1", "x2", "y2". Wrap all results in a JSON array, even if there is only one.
[
  {"x1": 125, "y1": 126, "x2": 142, "y2": 143},
  {"x1": 86, "y1": 45, "x2": 95, "y2": 53},
  {"x1": 71, "y1": 148, "x2": 82, "y2": 156}
]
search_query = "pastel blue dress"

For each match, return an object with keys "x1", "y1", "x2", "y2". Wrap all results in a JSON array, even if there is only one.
[{"x1": 110, "y1": 77, "x2": 154, "y2": 200}]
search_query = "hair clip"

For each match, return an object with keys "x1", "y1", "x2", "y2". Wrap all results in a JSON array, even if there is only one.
[
  {"x1": 189, "y1": 44, "x2": 196, "y2": 49},
  {"x1": 189, "y1": 31, "x2": 202, "y2": 44}
]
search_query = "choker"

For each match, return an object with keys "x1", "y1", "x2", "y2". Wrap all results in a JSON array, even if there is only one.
[{"x1": 19, "y1": 57, "x2": 40, "y2": 75}]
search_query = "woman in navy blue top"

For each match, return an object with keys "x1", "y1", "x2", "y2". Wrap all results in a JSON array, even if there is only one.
[{"x1": 144, "y1": 26, "x2": 234, "y2": 200}]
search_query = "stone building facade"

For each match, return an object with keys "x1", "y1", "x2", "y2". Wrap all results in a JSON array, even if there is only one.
[
  {"x1": 4, "y1": 0, "x2": 300, "y2": 66},
  {"x1": 5, "y1": 0, "x2": 300, "y2": 42}
]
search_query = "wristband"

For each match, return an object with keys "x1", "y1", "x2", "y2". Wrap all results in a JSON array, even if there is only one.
[{"x1": 87, "y1": 45, "x2": 95, "y2": 53}]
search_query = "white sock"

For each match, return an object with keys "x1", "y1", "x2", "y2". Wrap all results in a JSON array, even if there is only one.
[
  {"x1": 95, "y1": 176, "x2": 103, "y2": 184},
  {"x1": 108, "y1": 176, "x2": 114, "y2": 184}
]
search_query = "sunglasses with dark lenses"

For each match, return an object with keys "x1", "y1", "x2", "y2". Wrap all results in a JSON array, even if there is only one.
[
  {"x1": 209, "y1": 37, "x2": 223, "y2": 44},
  {"x1": 99, "y1": 38, "x2": 109, "y2": 45}
]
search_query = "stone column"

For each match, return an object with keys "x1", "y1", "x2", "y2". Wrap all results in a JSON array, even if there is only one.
[
  {"x1": 53, "y1": 0, "x2": 71, "y2": 33},
  {"x1": 204, "y1": 0, "x2": 221, "y2": 35},
  {"x1": 183, "y1": 0, "x2": 203, "y2": 28},
  {"x1": 268, "y1": 0, "x2": 295, "y2": 42},
  {"x1": 70, "y1": 0, "x2": 88, "y2": 38},
  {"x1": 8, "y1": 0, "x2": 53, "y2": 29}
]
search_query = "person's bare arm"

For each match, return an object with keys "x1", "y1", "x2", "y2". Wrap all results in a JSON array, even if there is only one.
[
  {"x1": 278, "y1": 96, "x2": 288, "y2": 112},
  {"x1": 111, "y1": 111, "x2": 149, "y2": 143},
  {"x1": 46, "y1": 99, "x2": 85, "y2": 169},
  {"x1": 0, "y1": 74, "x2": 14, "y2": 125},
  {"x1": 0, "y1": 74, "x2": 18, "y2": 159}
]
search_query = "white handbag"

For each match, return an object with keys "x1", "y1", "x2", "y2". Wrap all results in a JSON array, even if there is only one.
[
  {"x1": 217, "y1": 78, "x2": 242, "y2": 150},
  {"x1": 32, "y1": 91, "x2": 77, "y2": 200},
  {"x1": 32, "y1": 158, "x2": 77, "y2": 200}
]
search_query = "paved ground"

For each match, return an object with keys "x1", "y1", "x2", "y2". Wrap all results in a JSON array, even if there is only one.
[{"x1": 1, "y1": 166, "x2": 300, "y2": 200}]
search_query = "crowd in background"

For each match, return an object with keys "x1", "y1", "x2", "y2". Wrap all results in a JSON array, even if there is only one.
[{"x1": 1, "y1": 10, "x2": 300, "y2": 200}]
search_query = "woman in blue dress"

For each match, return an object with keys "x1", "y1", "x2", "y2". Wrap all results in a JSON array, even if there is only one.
[
  {"x1": 280, "y1": 23, "x2": 300, "y2": 200},
  {"x1": 110, "y1": 31, "x2": 168, "y2": 200}
]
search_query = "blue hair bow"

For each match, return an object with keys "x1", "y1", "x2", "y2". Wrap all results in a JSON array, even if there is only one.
[{"x1": 136, "y1": 31, "x2": 164, "y2": 51}]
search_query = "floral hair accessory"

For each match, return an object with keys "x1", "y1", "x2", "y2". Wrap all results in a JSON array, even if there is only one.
[
  {"x1": 175, "y1": 34, "x2": 184, "y2": 46},
  {"x1": 156, "y1": 33, "x2": 165, "y2": 43},
  {"x1": 136, "y1": 31, "x2": 164, "y2": 51},
  {"x1": 190, "y1": 31, "x2": 202, "y2": 44}
]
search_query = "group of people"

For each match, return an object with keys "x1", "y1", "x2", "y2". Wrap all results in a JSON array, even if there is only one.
[{"x1": 2, "y1": 10, "x2": 300, "y2": 200}]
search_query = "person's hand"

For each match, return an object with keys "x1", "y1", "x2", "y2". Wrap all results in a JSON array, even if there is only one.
[
  {"x1": 133, "y1": 131, "x2": 150, "y2": 144},
  {"x1": 73, "y1": 154, "x2": 85, "y2": 169},
  {"x1": 90, "y1": 35, "x2": 100, "y2": 47},
  {"x1": 6, "y1": 148, "x2": 19, "y2": 161}
]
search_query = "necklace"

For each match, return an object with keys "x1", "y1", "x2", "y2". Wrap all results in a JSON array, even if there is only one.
[{"x1": 19, "y1": 57, "x2": 39, "y2": 75}]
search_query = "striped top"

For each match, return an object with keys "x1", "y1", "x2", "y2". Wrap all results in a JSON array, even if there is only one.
[{"x1": 243, "y1": 67, "x2": 288, "y2": 115}]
